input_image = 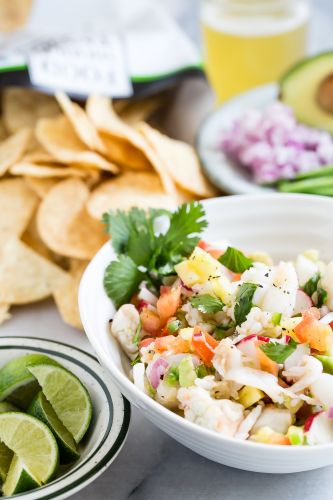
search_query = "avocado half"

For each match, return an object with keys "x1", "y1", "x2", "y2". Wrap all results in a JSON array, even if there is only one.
[{"x1": 280, "y1": 51, "x2": 333, "y2": 134}]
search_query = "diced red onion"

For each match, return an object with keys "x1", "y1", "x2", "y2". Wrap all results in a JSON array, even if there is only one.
[
  {"x1": 328, "y1": 407, "x2": 333, "y2": 419},
  {"x1": 148, "y1": 358, "x2": 169, "y2": 389}
]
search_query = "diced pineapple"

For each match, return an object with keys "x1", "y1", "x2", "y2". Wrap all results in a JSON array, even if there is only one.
[
  {"x1": 211, "y1": 276, "x2": 233, "y2": 305},
  {"x1": 302, "y1": 249, "x2": 319, "y2": 262},
  {"x1": 175, "y1": 247, "x2": 223, "y2": 287},
  {"x1": 248, "y1": 251, "x2": 273, "y2": 266},
  {"x1": 179, "y1": 327, "x2": 194, "y2": 342},
  {"x1": 280, "y1": 317, "x2": 302, "y2": 340},
  {"x1": 239, "y1": 386, "x2": 264, "y2": 409}
]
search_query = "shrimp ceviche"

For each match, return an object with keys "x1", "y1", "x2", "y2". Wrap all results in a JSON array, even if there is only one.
[{"x1": 103, "y1": 202, "x2": 333, "y2": 446}]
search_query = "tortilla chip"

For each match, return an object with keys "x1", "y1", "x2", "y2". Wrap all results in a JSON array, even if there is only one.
[
  {"x1": 53, "y1": 259, "x2": 88, "y2": 330},
  {"x1": 23, "y1": 148, "x2": 58, "y2": 164},
  {"x1": 55, "y1": 92, "x2": 107, "y2": 155},
  {"x1": 2, "y1": 87, "x2": 59, "y2": 133},
  {"x1": 10, "y1": 161, "x2": 99, "y2": 180},
  {"x1": 0, "y1": 304, "x2": 11, "y2": 325},
  {"x1": 137, "y1": 122, "x2": 216, "y2": 198},
  {"x1": 0, "y1": 119, "x2": 7, "y2": 142},
  {"x1": 0, "y1": 128, "x2": 33, "y2": 176},
  {"x1": 24, "y1": 177, "x2": 59, "y2": 199},
  {"x1": 2, "y1": 87, "x2": 60, "y2": 133},
  {"x1": 101, "y1": 133, "x2": 150, "y2": 169},
  {"x1": 0, "y1": 238, "x2": 68, "y2": 304},
  {"x1": 0, "y1": 178, "x2": 38, "y2": 241},
  {"x1": 36, "y1": 115, "x2": 119, "y2": 173},
  {"x1": 119, "y1": 94, "x2": 167, "y2": 126},
  {"x1": 21, "y1": 214, "x2": 53, "y2": 260},
  {"x1": 86, "y1": 171, "x2": 177, "y2": 219},
  {"x1": 37, "y1": 178, "x2": 108, "y2": 259}
]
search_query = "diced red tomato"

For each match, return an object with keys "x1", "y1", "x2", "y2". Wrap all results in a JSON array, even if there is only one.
[
  {"x1": 156, "y1": 285, "x2": 181, "y2": 324},
  {"x1": 140, "y1": 308, "x2": 163, "y2": 336},
  {"x1": 191, "y1": 327, "x2": 219, "y2": 366},
  {"x1": 295, "y1": 307, "x2": 333, "y2": 352},
  {"x1": 198, "y1": 240, "x2": 224, "y2": 260},
  {"x1": 266, "y1": 434, "x2": 291, "y2": 446},
  {"x1": 155, "y1": 335, "x2": 190, "y2": 354},
  {"x1": 139, "y1": 338, "x2": 155, "y2": 350},
  {"x1": 231, "y1": 273, "x2": 242, "y2": 282}
]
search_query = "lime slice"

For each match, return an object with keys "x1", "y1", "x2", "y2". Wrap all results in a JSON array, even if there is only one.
[
  {"x1": 29, "y1": 392, "x2": 80, "y2": 464},
  {"x1": 2, "y1": 455, "x2": 40, "y2": 496},
  {"x1": 0, "y1": 402, "x2": 18, "y2": 413},
  {"x1": 0, "y1": 354, "x2": 59, "y2": 409},
  {"x1": 0, "y1": 442, "x2": 13, "y2": 483},
  {"x1": 0, "y1": 412, "x2": 59, "y2": 484},
  {"x1": 28, "y1": 365, "x2": 92, "y2": 443}
]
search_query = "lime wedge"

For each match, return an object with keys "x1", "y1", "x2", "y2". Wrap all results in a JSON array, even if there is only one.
[
  {"x1": 0, "y1": 442, "x2": 13, "y2": 483},
  {"x1": 2, "y1": 455, "x2": 40, "y2": 496},
  {"x1": 28, "y1": 365, "x2": 92, "y2": 443},
  {"x1": 0, "y1": 402, "x2": 18, "y2": 413},
  {"x1": 0, "y1": 412, "x2": 59, "y2": 484},
  {"x1": 29, "y1": 392, "x2": 80, "y2": 464},
  {"x1": 0, "y1": 354, "x2": 59, "y2": 409}
]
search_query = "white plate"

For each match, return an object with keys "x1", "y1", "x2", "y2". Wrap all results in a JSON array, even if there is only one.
[
  {"x1": 79, "y1": 194, "x2": 333, "y2": 473},
  {"x1": 0, "y1": 337, "x2": 130, "y2": 499},
  {"x1": 197, "y1": 83, "x2": 278, "y2": 194}
]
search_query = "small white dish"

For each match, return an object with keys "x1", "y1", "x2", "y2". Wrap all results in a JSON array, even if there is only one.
[
  {"x1": 0, "y1": 336, "x2": 130, "y2": 499},
  {"x1": 197, "y1": 83, "x2": 278, "y2": 195},
  {"x1": 79, "y1": 194, "x2": 333, "y2": 473}
]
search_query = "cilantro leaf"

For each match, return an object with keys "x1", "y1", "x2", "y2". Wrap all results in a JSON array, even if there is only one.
[
  {"x1": 317, "y1": 287, "x2": 328, "y2": 308},
  {"x1": 102, "y1": 210, "x2": 131, "y2": 254},
  {"x1": 260, "y1": 339, "x2": 297, "y2": 364},
  {"x1": 303, "y1": 272, "x2": 320, "y2": 298},
  {"x1": 190, "y1": 294, "x2": 225, "y2": 314},
  {"x1": 219, "y1": 246, "x2": 253, "y2": 273},
  {"x1": 104, "y1": 256, "x2": 145, "y2": 308},
  {"x1": 163, "y1": 202, "x2": 208, "y2": 256},
  {"x1": 215, "y1": 322, "x2": 236, "y2": 340},
  {"x1": 234, "y1": 283, "x2": 258, "y2": 326}
]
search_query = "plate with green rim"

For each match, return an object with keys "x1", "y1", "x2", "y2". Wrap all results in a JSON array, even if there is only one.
[
  {"x1": 197, "y1": 83, "x2": 278, "y2": 195},
  {"x1": 0, "y1": 336, "x2": 130, "y2": 500}
]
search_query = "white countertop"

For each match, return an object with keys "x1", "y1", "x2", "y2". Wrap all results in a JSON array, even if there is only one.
[{"x1": 2, "y1": 1, "x2": 333, "y2": 499}]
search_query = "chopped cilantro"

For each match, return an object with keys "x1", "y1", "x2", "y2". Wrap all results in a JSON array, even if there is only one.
[
  {"x1": 302, "y1": 272, "x2": 320, "y2": 298},
  {"x1": 234, "y1": 283, "x2": 258, "y2": 326},
  {"x1": 165, "y1": 366, "x2": 179, "y2": 386},
  {"x1": 219, "y1": 246, "x2": 253, "y2": 273},
  {"x1": 196, "y1": 365, "x2": 209, "y2": 378},
  {"x1": 103, "y1": 203, "x2": 207, "y2": 307},
  {"x1": 131, "y1": 355, "x2": 141, "y2": 366},
  {"x1": 215, "y1": 322, "x2": 235, "y2": 340},
  {"x1": 132, "y1": 319, "x2": 142, "y2": 346},
  {"x1": 317, "y1": 287, "x2": 328, "y2": 308},
  {"x1": 260, "y1": 338, "x2": 297, "y2": 364},
  {"x1": 190, "y1": 294, "x2": 225, "y2": 314}
]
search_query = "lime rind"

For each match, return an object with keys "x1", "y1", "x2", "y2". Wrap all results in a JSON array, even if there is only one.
[
  {"x1": 2, "y1": 455, "x2": 40, "y2": 496},
  {"x1": 28, "y1": 364, "x2": 93, "y2": 443},
  {"x1": 0, "y1": 354, "x2": 59, "y2": 409},
  {"x1": 0, "y1": 412, "x2": 59, "y2": 484},
  {"x1": 29, "y1": 392, "x2": 80, "y2": 465}
]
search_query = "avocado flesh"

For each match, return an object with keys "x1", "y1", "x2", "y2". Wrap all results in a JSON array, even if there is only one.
[{"x1": 280, "y1": 51, "x2": 333, "y2": 134}]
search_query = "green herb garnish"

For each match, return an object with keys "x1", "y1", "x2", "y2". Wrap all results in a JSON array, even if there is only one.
[
  {"x1": 131, "y1": 355, "x2": 141, "y2": 366},
  {"x1": 302, "y1": 272, "x2": 320, "y2": 298},
  {"x1": 260, "y1": 339, "x2": 297, "y2": 364},
  {"x1": 103, "y1": 202, "x2": 207, "y2": 307},
  {"x1": 196, "y1": 365, "x2": 209, "y2": 378},
  {"x1": 215, "y1": 322, "x2": 235, "y2": 340},
  {"x1": 317, "y1": 287, "x2": 328, "y2": 308},
  {"x1": 219, "y1": 246, "x2": 253, "y2": 273},
  {"x1": 234, "y1": 283, "x2": 258, "y2": 326},
  {"x1": 190, "y1": 294, "x2": 225, "y2": 314},
  {"x1": 132, "y1": 319, "x2": 142, "y2": 346}
]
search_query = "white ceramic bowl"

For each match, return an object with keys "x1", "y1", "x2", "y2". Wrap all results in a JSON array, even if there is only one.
[
  {"x1": 79, "y1": 194, "x2": 333, "y2": 473},
  {"x1": 0, "y1": 337, "x2": 130, "y2": 499}
]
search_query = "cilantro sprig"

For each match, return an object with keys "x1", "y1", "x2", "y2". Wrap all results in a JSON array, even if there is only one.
[
  {"x1": 260, "y1": 339, "x2": 297, "y2": 364},
  {"x1": 103, "y1": 202, "x2": 207, "y2": 308},
  {"x1": 302, "y1": 272, "x2": 320, "y2": 298},
  {"x1": 234, "y1": 283, "x2": 258, "y2": 326},
  {"x1": 190, "y1": 294, "x2": 225, "y2": 314},
  {"x1": 219, "y1": 246, "x2": 253, "y2": 273}
]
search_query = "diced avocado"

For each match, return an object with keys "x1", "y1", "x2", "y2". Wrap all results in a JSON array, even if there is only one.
[
  {"x1": 165, "y1": 366, "x2": 179, "y2": 387},
  {"x1": 280, "y1": 51, "x2": 333, "y2": 133},
  {"x1": 315, "y1": 355, "x2": 333, "y2": 374},
  {"x1": 239, "y1": 386, "x2": 264, "y2": 409},
  {"x1": 178, "y1": 357, "x2": 196, "y2": 388}
]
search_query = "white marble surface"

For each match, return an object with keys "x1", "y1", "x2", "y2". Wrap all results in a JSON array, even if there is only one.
[{"x1": 2, "y1": 1, "x2": 333, "y2": 499}]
